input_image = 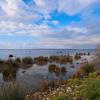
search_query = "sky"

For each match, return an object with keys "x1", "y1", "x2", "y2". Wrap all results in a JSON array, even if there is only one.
[{"x1": 0, "y1": 0, "x2": 100, "y2": 49}]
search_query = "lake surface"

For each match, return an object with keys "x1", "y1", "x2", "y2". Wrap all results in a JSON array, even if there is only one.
[
  {"x1": 0, "y1": 49, "x2": 95, "y2": 91},
  {"x1": 0, "y1": 49, "x2": 94, "y2": 59}
]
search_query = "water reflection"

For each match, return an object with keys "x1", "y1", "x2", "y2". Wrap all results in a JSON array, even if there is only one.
[
  {"x1": 0, "y1": 54, "x2": 91, "y2": 91},
  {"x1": 48, "y1": 64, "x2": 68, "y2": 80}
]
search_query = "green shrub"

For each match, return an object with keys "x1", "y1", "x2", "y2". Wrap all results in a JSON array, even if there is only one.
[
  {"x1": 52, "y1": 96, "x2": 66, "y2": 100},
  {"x1": 68, "y1": 79, "x2": 82, "y2": 86},
  {"x1": 88, "y1": 72, "x2": 98, "y2": 78},
  {"x1": 77, "y1": 79, "x2": 100, "y2": 100}
]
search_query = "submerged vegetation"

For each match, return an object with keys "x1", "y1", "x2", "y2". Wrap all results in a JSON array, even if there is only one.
[
  {"x1": 34, "y1": 56, "x2": 48, "y2": 65},
  {"x1": 74, "y1": 53, "x2": 81, "y2": 60},
  {"x1": 15, "y1": 58, "x2": 21, "y2": 64},
  {"x1": 0, "y1": 50, "x2": 99, "y2": 100},
  {"x1": 48, "y1": 64, "x2": 67, "y2": 74},
  {"x1": 49, "y1": 55, "x2": 73, "y2": 64},
  {"x1": 22, "y1": 57, "x2": 34, "y2": 65}
]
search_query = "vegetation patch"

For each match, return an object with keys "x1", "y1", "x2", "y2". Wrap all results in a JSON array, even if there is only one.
[
  {"x1": 34, "y1": 56, "x2": 48, "y2": 65},
  {"x1": 49, "y1": 55, "x2": 73, "y2": 64},
  {"x1": 0, "y1": 83, "x2": 26, "y2": 100}
]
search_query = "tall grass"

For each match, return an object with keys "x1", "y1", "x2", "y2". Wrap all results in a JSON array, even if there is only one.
[{"x1": 0, "y1": 83, "x2": 26, "y2": 100}]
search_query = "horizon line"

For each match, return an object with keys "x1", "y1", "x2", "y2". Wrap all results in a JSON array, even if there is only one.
[{"x1": 0, "y1": 48, "x2": 96, "y2": 50}]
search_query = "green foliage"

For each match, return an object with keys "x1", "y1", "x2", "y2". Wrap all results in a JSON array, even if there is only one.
[
  {"x1": 52, "y1": 96, "x2": 66, "y2": 100},
  {"x1": 77, "y1": 79, "x2": 100, "y2": 100},
  {"x1": 68, "y1": 79, "x2": 82, "y2": 86},
  {"x1": 88, "y1": 72, "x2": 98, "y2": 78}
]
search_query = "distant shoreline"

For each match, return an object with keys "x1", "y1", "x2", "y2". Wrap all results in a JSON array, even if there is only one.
[{"x1": 0, "y1": 49, "x2": 96, "y2": 50}]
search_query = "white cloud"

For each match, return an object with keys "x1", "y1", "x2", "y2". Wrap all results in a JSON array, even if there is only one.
[
  {"x1": 40, "y1": 34, "x2": 100, "y2": 48},
  {"x1": 0, "y1": 20, "x2": 88, "y2": 37},
  {"x1": 0, "y1": 21, "x2": 54, "y2": 37},
  {"x1": 0, "y1": 0, "x2": 42, "y2": 23},
  {"x1": 66, "y1": 26, "x2": 88, "y2": 34},
  {"x1": 78, "y1": 0, "x2": 97, "y2": 7},
  {"x1": 58, "y1": 0, "x2": 98, "y2": 15},
  {"x1": 52, "y1": 20, "x2": 59, "y2": 25},
  {"x1": 0, "y1": 0, "x2": 99, "y2": 49},
  {"x1": 0, "y1": 0, "x2": 20, "y2": 17}
]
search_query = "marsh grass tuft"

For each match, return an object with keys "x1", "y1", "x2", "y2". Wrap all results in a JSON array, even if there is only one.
[{"x1": 0, "y1": 83, "x2": 26, "y2": 100}]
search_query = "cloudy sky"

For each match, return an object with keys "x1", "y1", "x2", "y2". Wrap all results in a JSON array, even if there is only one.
[{"x1": 0, "y1": 0, "x2": 100, "y2": 49}]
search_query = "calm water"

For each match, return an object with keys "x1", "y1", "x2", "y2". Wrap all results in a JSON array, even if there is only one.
[
  {"x1": 0, "y1": 49, "x2": 95, "y2": 91},
  {"x1": 0, "y1": 49, "x2": 94, "y2": 59}
]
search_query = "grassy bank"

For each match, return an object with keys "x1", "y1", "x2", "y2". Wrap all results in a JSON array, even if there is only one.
[{"x1": 25, "y1": 63, "x2": 100, "y2": 100}]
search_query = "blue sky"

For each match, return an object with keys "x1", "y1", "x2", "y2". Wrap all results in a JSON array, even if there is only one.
[{"x1": 0, "y1": 0, "x2": 100, "y2": 49}]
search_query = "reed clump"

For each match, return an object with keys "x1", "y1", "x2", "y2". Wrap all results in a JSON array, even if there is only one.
[
  {"x1": 48, "y1": 64, "x2": 67, "y2": 75},
  {"x1": 80, "y1": 64, "x2": 94, "y2": 75},
  {"x1": 22, "y1": 57, "x2": 34, "y2": 65},
  {"x1": 61, "y1": 67, "x2": 67, "y2": 73},
  {"x1": 49, "y1": 55, "x2": 73, "y2": 64},
  {"x1": 15, "y1": 58, "x2": 21, "y2": 64},
  {"x1": 74, "y1": 53, "x2": 81, "y2": 60},
  {"x1": 48, "y1": 64, "x2": 57, "y2": 73},
  {"x1": 0, "y1": 83, "x2": 26, "y2": 100},
  {"x1": 34, "y1": 56, "x2": 48, "y2": 65}
]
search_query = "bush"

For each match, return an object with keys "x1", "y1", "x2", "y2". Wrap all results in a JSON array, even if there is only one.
[
  {"x1": 74, "y1": 54, "x2": 81, "y2": 60},
  {"x1": 49, "y1": 55, "x2": 73, "y2": 64},
  {"x1": 34, "y1": 56, "x2": 48, "y2": 65},
  {"x1": 48, "y1": 64, "x2": 57, "y2": 73},
  {"x1": 68, "y1": 79, "x2": 82, "y2": 86},
  {"x1": 77, "y1": 79, "x2": 100, "y2": 100},
  {"x1": 80, "y1": 64, "x2": 94, "y2": 75},
  {"x1": 55, "y1": 66, "x2": 60, "y2": 73},
  {"x1": 22, "y1": 57, "x2": 33, "y2": 65},
  {"x1": 15, "y1": 58, "x2": 21, "y2": 64},
  {"x1": 61, "y1": 67, "x2": 67, "y2": 73}
]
